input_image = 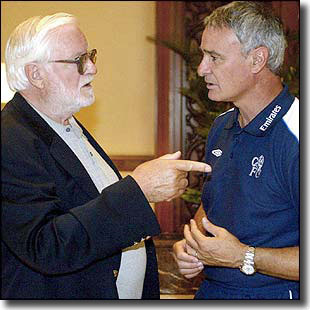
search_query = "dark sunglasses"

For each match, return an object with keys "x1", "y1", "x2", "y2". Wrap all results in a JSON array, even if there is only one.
[{"x1": 49, "y1": 49, "x2": 97, "y2": 75}]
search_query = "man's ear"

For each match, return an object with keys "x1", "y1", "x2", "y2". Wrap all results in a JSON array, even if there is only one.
[
  {"x1": 250, "y1": 46, "x2": 269, "y2": 74},
  {"x1": 24, "y1": 63, "x2": 45, "y2": 89}
]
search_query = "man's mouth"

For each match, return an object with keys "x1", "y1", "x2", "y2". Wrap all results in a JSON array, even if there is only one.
[
  {"x1": 82, "y1": 81, "x2": 93, "y2": 88},
  {"x1": 206, "y1": 82, "x2": 218, "y2": 89}
]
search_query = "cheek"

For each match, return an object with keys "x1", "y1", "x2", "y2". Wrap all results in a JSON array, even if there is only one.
[
  {"x1": 58, "y1": 68, "x2": 81, "y2": 90},
  {"x1": 67, "y1": 78, "x2": 82, "y2": 94},
  {"x1": 221, "y1": 65, "x2": 252, "y2": 87}
]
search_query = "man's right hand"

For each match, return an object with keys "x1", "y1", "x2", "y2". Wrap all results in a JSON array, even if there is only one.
[
  {"x1": 131, "y1": 151, "x2": 211, "y2": 203},
  {"x1": 172, "y1": 239, "x2": 204, "y2": 279}
]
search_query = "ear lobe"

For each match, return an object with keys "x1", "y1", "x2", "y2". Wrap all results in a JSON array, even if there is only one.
[
  {"x1": 251, "y1": 46, "x2": 268, "y2": 74},
  {"x1": 24, "y1": 63, "x2": 44, "y2": 89}
]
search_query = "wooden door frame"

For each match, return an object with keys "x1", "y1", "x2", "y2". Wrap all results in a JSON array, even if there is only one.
[{"x1": 154, "y1": 1, "x2": 186, "y2": 233}]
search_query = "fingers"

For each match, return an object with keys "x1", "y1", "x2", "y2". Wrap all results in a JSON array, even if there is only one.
[
  {"x1": 189, "y1": 219, "x2": 215, "y2": 250},
  {"x1": 166, "y1": 175, "x2": 188, "y2": 201},
  {"x1": 202, "y1": 217, "x2": 220, "y2": 237},
  {"x1": 184, "y1": 224, "x2": 199, "y2": 250},
  {"x1": 185, "y1": 242, "x2": 198, "y2": 259},
  {"x1": 159, "y1": 151, "x2": 181, "y2": 160},
  {"x1": 173, "y1": 239, "x2": 204, "y2": 279},
  {"x1": 132, "y1": 153, "x2": 208, "y2": 203},
  {"x1": 180, "y1": 267, "x2": 203, "y2": 279},
  {"x1": 173, "y1": 239, "x2": 199, "y2": 263},
  {"x1": 158, "y1": 153, "x2": 211, "y2": 174},
  {"x1": 174, "y1": 249, "x2": 204, "y2": 279},
  {"x1": 174, "y1": 160, "x2": 212, "y2": 173},
  {"x1": 172, "y1": 250, "x2": 201, "y2": 266},
  {"x1": 176, "y1": 172, "x2": 188, "y2": 189},
  {"x1": 158, "y1": 154, "x2": 211, "y2": 174},
  {"x1": 189, "y1": 219, "x2": 205, "y2": 240},
  {"x1": 179, "y1": 177, "x2": 188, "y2": 189}
]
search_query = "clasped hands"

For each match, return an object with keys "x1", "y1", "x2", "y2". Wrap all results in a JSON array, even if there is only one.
[
  {"x1": 173, "y1": 217, "x2": 247, "y2": 279},
  {"x1": 132, "y1": 151, "x2": 211, "y2": 203}
]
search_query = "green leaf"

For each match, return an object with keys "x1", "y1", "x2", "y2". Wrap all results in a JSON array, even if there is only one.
[{"x1": 181, "y1": 188, "x2": 202, "y2": 204}]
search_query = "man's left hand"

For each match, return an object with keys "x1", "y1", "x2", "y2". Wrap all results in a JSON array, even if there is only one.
[{"x1": 184, "y1": 217, "x2": 247, "y2": 269}]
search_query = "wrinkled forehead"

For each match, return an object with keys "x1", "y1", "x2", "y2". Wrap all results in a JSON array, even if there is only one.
[
  {"x1": 48, "y1": 23, "x2": 88, "y2": 59},
  {"x1": 201, "y1": 26, "x2": 241, "y2": 49}
]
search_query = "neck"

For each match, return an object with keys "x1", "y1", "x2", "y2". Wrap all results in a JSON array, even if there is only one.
[
  {"x1": 237, "y1": 73, "x2": 283, "y2": 128},
  {"x1": 20, "y1": 91, "x2": 71, "y2": 126}
]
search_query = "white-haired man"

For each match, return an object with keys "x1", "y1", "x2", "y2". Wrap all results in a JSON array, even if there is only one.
[{"x1": 1, "y1": 13, "x2": 211, "y2": 299}]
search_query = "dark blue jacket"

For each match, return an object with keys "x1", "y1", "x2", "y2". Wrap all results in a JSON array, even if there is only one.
[{"x1": 1, "y1": 93, "x2": 161, "y2": 299}]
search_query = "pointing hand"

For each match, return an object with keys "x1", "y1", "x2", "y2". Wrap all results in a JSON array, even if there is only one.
[{"x1": 132, "y1": 151, "x2": 211, "y2": 203}]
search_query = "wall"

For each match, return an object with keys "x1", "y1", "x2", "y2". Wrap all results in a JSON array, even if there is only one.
[{"x1": 1, "y1": 1, "x2": 156, "y2": 156}]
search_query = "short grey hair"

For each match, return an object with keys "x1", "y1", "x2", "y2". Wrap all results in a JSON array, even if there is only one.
[
  {"x1": 5, "y1": 12, "x2": 77, "y2": 92},
  {"x1": 204, "y1": 1, "x2": 287, "y2": 74}
]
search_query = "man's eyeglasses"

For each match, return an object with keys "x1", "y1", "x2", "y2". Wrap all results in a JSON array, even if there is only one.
[{"x1": 49, "y1": 49, "x2": 97, "y2": 75}]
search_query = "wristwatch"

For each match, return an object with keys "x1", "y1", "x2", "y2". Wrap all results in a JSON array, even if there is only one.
[{"x1": 240, "y1": 246, "x2": 256, "y2": 275}]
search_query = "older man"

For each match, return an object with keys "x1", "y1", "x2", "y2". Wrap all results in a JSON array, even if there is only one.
[
  {"x1": 1, "y1": 13, "x2": 211, "y2": 299},
  {"x1": 173, "y1": 1, "x2": 299, "y2": 299}
]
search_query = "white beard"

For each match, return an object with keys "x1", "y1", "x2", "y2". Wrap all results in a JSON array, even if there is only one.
[{"x1": 45, "y1": 77, "x2": 95, "y2": 121}]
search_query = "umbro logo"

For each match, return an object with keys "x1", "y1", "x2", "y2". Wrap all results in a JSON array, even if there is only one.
[{"x1": 212, "y1": 149, "x2": 222, "y2": 157}]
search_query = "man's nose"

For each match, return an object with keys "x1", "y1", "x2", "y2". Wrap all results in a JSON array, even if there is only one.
[
  {"x1": 85, "y1": 58, "x2": 97, "y2": 75},
  {"x1": 197, "y1": 56, "x2": 211, "y2": 77}
]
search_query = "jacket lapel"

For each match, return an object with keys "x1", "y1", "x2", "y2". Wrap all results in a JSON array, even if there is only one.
[
  {"x1": 11, "y1": 93, "x2": 113, "y2": 199},
  {"x1": 49, "y1": 134, "x2": 100, "y2": 198},
  {"x1": 75, "y1": 118, "x2": 122, "y2": 180}
]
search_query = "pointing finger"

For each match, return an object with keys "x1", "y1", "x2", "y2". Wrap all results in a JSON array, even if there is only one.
[{"x1": 174, "y1": 160, "x2": 212, "y2": 173}]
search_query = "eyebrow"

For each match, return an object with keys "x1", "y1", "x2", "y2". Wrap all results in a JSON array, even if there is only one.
[
  {"x1": 71, "y1": 49, "x2": 88, "y2": 59},
  {"x1": 199, "y1": 47, "x2": 222, "y2": 57}
]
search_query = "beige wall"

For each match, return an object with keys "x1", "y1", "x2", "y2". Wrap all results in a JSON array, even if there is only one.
[{"x1": 1, "y1": 1, "x2": 156, "y2": 156}]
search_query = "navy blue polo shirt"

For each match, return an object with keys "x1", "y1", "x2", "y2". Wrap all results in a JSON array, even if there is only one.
[{"x1": 201, "y1": 85, "x2": 299, "y2": 289}]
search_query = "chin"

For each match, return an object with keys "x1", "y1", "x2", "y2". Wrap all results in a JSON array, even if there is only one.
[
  {"x1": 78, "y1": 94, "x2": 95, "y2": 108},
  {"x1": 208, "y1": 90, "x2": 231, "y2": 103},
  {"x1": 208, "y1": 92, "x2": 222, "y2": 102},
  {"x1": 68, "y1": 101, "x2": 92, "y2": 116},
  {"x1": 83, "y1": 98, "x2": 95, "y2": 108}
]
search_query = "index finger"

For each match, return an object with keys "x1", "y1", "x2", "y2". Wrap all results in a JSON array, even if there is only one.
[
  {"x1": 184, "y1": 224, "x2": 199, "y2": 250},
  {"x1": 189, "y1": 219, "x2": 207, "y2": 245},
  {"x1": 173, "y1": 160, "x2": 212, "y2": 173}
]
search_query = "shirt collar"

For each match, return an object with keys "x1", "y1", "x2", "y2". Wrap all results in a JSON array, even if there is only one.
[
  {"x1": 224, "y1": 108, "x2": 239, "y2": 130},
  {"x1": 27, "y1": 103, "x2": 83, "y2": 138},
  {"x1": 69, "y1": 117, "x2": 83, "y2": 138},
  {"x1": 225, "y1": 85, "x2": 295, "y2": 136}
]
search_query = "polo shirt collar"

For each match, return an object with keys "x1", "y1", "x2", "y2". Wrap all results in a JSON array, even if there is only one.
[
  {"x1": 224, "y1": 108, "x2": 239, "y2": 130},
  {"x1": 225, "y1": 85, "x2": 295, "y2": 136},
  {"x1": 27, "y1": 102, "x2": 83, "y2": 138}
]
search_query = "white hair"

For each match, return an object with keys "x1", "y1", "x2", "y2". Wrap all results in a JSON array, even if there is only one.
[{"x1": 5, "y1": 12, "x2": 77, "y2": 92}]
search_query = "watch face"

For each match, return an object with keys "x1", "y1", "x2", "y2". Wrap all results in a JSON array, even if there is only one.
[{"x1": 242, "y1": 265, "x2": 255, "y2": 275}]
